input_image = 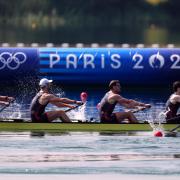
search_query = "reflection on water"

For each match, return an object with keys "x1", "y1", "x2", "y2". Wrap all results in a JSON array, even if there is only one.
[
  {"x1": 30, "y1": 131, "x2": 45, "y2": 137},
  {"x1": 0, "y1": 131, "x2": 180, "y2": 175}
]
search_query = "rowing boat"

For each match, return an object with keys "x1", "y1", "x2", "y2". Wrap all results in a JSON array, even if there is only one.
[{"x1": 0, "y1": 120, "x2": 179, "y2": 132}]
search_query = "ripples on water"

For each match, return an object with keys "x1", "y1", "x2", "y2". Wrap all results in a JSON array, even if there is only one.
[{"x1": 0, "y1": 132, "x2": 180, "y2": 175}]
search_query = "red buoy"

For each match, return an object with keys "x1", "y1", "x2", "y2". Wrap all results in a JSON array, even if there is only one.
[
  {"x1": 80, "y1": 92, "x2": 88, "y2": 102},
  {"x1": 154, "y1": 131, "x2": 163, "y2": 137}
]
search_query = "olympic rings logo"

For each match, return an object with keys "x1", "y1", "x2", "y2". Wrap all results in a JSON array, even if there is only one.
[{"x1": 0, "y1": 52, "x2": 27, "y2": 70}]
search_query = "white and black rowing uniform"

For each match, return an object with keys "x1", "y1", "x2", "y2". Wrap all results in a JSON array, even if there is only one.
[
  {"x1": 165, "y1": 95, "x2": 180, "y2": 123},
  {"x1": 30, "y1": 92, "x2": 49, "y2": 122}
]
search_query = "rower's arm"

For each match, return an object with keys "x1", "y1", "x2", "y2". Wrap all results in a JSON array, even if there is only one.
[
  {"x1": 60, "y1": 98, "x2": 77, "y2": 104},
  {"x1": 109, "y1": 95, "x2": 134, "y2": 108},
  {"x1": 125, "y1": 100, "x2": 147, "y2": 108},
  {"x1": 48, "y1": 95, "x2": 75, "y2": 108},
  {"x1": 0, "y1": 101, "x2": 9, "y2": 106},
  {"x1": 0, "y1": 96, "x2": 7, "y2": 101},
  {"x1": 0, "y1": 96, "x2": 14, "y2": 103},
  {"x1": 47, "y1": 95, "x2": 73, "y2": 108},
  {"x1": 49, "y1": 96, "x2": 79, "y2": 104},
  {"x1": 52, "y1": 97, "x2": 83, "y2": 105},
  {"x1": 116, "y1": 95, "x2": 147, "y2": 108},
  {"x1": 51, "y1": 101, "x2": 74, "y2": 108},
  {"x1": 174, "y1": 95, "x2": 180, "y2": 103},
  {"x1": 169, "y1": 95, "x2": 180, "y2": 104}
]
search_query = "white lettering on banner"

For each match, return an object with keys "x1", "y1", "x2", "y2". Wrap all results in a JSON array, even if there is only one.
[
  {"x1": 66, "y1": 54, "x2": 78, "y2": 68},
  {"x1": 48, "y1": 53, "x2": 121, "y2": 69},
  {"x1": 0, "y1": 52, "x2": 27, "y2": 70},
  {"x1": 83, "y1": 54, "x2": 95, "y2": 69},
  {"x1": 170, "y1": 54, "x2": 180, "y2": 69},
  {"x1": 47, "y1": 52, "x2": 180, "y2": 70},
  {"x1": 132, "y1": 53, "x2": 144, "y2": 69},
  {"x1": 50, "y1": 54, "x2": 60, "y2": 68},
  {"x1": 101, "y1": 54, "x2": 105, "y2": 68},
  {"x1": 111, "y1": 54, "x2": 121, "y2": 69}
]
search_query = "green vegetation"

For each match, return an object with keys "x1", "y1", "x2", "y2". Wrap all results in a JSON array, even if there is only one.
[{"x1": 0, "y1": 0, "x2": 179, "y2": 44}]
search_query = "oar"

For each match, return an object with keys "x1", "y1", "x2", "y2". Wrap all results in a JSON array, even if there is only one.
[
  {"x1": 164, "y1": 126, "x2": 180, "y2": 137},
  {"x1": 65, "y1": 103, "x2": 84, "y2": 113},
  {"x1": 169, "y1": 124, "x2": 180, "y2": 132},
  {"x1": 163, "y1": 116, "x2": 180, "y2": 137},
  {"x1": 131, "y1": 105, "x2": 151, "y2": 113},
  {"x1": 0, "y1": 104, "x2": 9, "y2": 113},
  {"x1": 0, "y1": 99, "x2": 15, "y2": 113},
  {"x1": 65, "y1": 92, "x2": 88, "y2": 113}
]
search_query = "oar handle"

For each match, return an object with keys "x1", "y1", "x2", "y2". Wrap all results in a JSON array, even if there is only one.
[
  {"x1": 65, "y1": 92, "x2": 87, "y2": 113},
  {"x1": 132, "y1": 106, "x2": 151, "y2": 113},
  {"x1": 65, "y1": 103, "x2": 84, "y2": 112}
]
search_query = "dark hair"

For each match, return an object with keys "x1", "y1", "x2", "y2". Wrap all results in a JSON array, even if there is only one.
[
  {"x1": 173, "y1": 81, "x2": 180, "y2": 92},
  {"x1": 109, "y1": 80, "x2": 120, "y2": 89}
]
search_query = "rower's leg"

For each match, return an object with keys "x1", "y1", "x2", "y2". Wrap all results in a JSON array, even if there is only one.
[
  {"x1": 128, "y1": 112, "x2": 138, "y2": 123},
  {"x1": 46, "y1": 110, "x2": 71, "y2": 122},
  {"x1": 115, "y1": 112, "x2": 138, "y2": 123}
]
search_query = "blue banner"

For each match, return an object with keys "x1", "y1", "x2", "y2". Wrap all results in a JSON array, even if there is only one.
[
  {"x1": 0, "y1": 48, "x2": 38, "y2": 79},
  {"x1": 39, "y1": 48, "x2": 180, "y2": 85},
  {"x1": 0, "y1": 47, "x2": 180, "y2": 84}
]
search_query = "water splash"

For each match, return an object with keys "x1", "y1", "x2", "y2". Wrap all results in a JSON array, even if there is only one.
[
  {"x1": 68, "y1": 102, "x2": 87, "y2": 122},
  {"x1": 146, "y1": 110, "x2": 167, "y2": 136},
  {"x1": 9, "y1": 103, "x2": 22, "y2": 119},
  {"x1": 0, "y1": 102, "x2": 22, "y2": 120}
]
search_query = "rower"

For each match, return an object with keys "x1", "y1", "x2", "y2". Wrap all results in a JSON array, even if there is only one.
[
  {"x1": 30, "y1": 78, "x2": 83, "y2": 122},
  {"x1": 98, "y1": 80, "x2": 151, "y2": 123},
  {"x1": 165, "y1": 81, "x2": 180, "y2": 123}
]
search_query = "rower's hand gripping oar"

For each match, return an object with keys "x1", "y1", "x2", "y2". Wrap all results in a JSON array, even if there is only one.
[
  {"x1": 65, "y1": 92, "x2": 88, "y2": 113},
  {"x1": 0, "y1": 98, "x2": 15, "y2": 113},
  {"x1": 65, "y1": 102, "x2": 84, "y2": 113},
  {"x1": 131, "y1": 104, "x2": 151, "y2": 113}
]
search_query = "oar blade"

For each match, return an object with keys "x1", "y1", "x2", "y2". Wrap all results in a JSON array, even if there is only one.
[{"x1": 164, "y1": 131, "x2": 177, "y2": 137}]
